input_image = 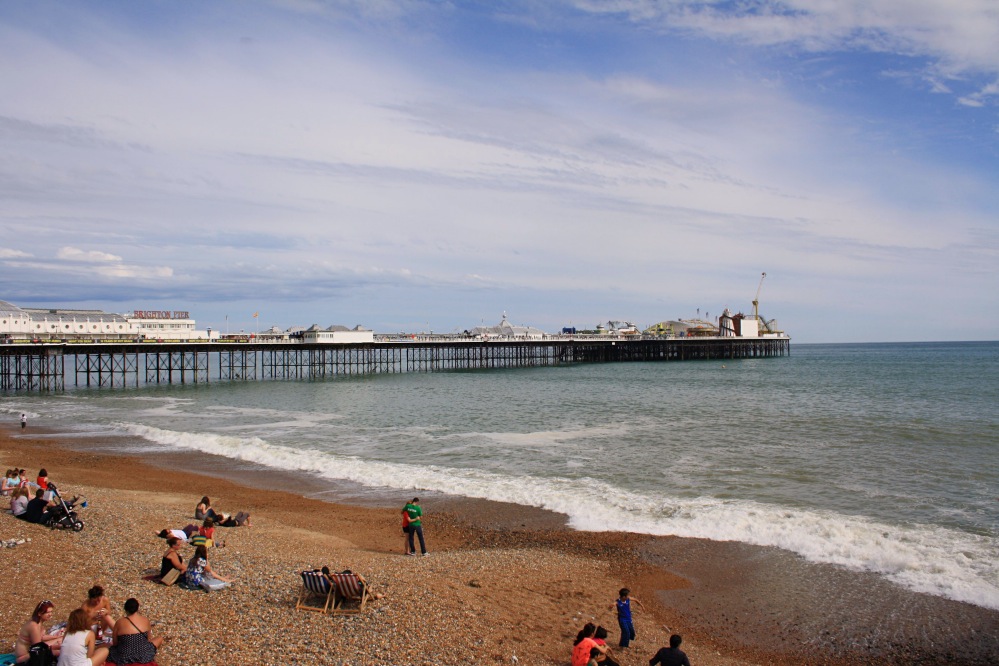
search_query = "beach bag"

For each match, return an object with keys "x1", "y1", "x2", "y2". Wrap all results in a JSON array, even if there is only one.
[
  {"x1": 26, "y1": 642, "x2": 54, "y2": 666},
  {"x1": 160, "y1": 568, "x2": 181, "y2": 586}
]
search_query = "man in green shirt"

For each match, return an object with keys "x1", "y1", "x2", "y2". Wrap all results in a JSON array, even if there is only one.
[{"x1": 404, "y1": 497, "x2": 427, "y2": 556}]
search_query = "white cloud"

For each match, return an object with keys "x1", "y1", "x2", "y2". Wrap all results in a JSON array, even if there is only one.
[
  {"x1": 957, "y1": 79, "x2": 999, "y2": 107},
  {"x1": 57, "y1": 247, "x2": 123, "y2": 262},
  {"x1": 94, "y1": 264, "x2": 173, "y2": 279},
  {"x1": 570, "y1": 0, "x2": 999, "y2": 80},
  {"x1": 0, "y1": 248, "x2": 31, "y2": 258}
]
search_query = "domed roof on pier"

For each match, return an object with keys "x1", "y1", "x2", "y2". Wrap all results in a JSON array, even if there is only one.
[{"x1": 469, "y1": 313, "x2": 545, "y2": 339}]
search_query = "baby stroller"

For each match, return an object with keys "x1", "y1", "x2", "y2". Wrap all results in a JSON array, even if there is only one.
[{"x1": 44, "y1": 482, "x2": 86, "y2": 532}]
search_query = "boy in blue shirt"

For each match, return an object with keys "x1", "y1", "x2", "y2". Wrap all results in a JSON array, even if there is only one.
[{"x1": 611, "y1": 587, "x2": 645, "y2": 648}]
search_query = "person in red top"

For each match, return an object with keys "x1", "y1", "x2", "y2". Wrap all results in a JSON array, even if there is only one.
[
  {"x1": 401, "y1": 504, "x2": 412, "y2": 555},
  {"x1": 199, "y1": 518, "x2": 216, "y2": 541},
  {"x1": 36, "y1": 468, "x2": 49, "y2": 491},
  {"x1": 592, "y1": 626, "x2": 621, "y2": 666},
  {"x1": 572, "y1": 624, "x2": 606, "y2": 666}
]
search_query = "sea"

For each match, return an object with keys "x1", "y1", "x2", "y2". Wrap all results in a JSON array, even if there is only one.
[{"x1": 5, "y1": 341, "x2": 998, "y2": 610}]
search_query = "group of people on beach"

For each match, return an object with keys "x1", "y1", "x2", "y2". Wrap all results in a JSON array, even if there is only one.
[
  {"x1": 152, "y1": 496, "x2": 249, "y2": 591},
  {"x1": 572, "y1": 589, "x2": 692, "y2": 666},
  {"x1": 5, "y1": 468, "x2": 63, "y2": 525},
  {"x1": 12, "y1": 587, "x2": 163, "y2": 665}
]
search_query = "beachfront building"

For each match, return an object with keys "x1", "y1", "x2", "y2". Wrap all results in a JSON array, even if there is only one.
[
  {"x1": 468, "y1": 313, "x2": 546, "y2": 340},
  {"x1": 298, "y1": 324, "x2": 374, "y2": 344},
  {"x1": 0, "y1": 299, "x2": 136, "y2": 341},
  {"x1": 126, "y1": 309, "x2": 212, "y2": 340},
  {"x1": 0, "y1": 300, "x2": 216, "y2": 341}
]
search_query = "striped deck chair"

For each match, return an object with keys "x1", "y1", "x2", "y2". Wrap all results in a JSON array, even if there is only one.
[
  {"x1": 295, "y1": 569, "x2": 334, "y2": 614},
  {"x1": 328, "y1": 572, "x2": 369, "y2": 615}
]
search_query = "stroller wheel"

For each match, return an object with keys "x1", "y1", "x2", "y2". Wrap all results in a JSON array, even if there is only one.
[{"x1": 72, "y1": 520, "x2": 85, "y2": 532}]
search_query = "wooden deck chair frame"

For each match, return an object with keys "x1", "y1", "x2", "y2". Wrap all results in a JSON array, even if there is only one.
[
  {"x1": 328, "y1": 572, "x2": 369, "y2": 615},
  {"x1": 295, "y1": 570, "x2": 334, "y2": 614}
]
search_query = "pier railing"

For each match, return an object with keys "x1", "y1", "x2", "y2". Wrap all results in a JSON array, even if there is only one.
[{"x1": 0, "y1": 337, "x2": 790, "y2": 392}]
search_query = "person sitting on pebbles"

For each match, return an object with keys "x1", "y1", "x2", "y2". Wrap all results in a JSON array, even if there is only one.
[
  {"x1": 107, "y1": 598, "x2": 164, "y2": 665},
  {"x1": 194, "y1": 496, "x2": 250, "y2": 527},
  {"x1": 184, "y1": 545, "x2": 232, "y2": 590},
  {"x1": 160, "y1": 537, "x2": 188, "y2": 580},
  {"x1": 59, "y1": 608, "x2": 109, "y2": 666},
  {"x1": 14, "y1": 600, "x2": 63, "y2": 664},
  {"x1": 80, "y1": 585, "x2": 115, "y2": 635}
]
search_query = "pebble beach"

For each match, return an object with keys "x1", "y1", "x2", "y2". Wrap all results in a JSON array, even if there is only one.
[{"x1": 2, "y1": 428, "x2": 997, "y2": 666}]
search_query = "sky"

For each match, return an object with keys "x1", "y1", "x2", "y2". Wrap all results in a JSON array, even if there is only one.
[{"x1": 1, "y1": 0, "x2": 997, "y2": 343}]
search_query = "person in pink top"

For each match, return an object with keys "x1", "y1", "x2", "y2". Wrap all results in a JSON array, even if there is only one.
[{"x1": 572, "y1": 623, "x2": 606, "y2": 666}]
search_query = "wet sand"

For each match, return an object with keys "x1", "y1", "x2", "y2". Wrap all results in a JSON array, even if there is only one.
[{"x1": 2, "y1": 426, "x2": 997, "y2": 665}]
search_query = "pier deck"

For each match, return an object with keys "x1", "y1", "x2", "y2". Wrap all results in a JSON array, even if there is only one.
[{"x1": 0, "y1": 337, "x2": 789, "y2": 391}]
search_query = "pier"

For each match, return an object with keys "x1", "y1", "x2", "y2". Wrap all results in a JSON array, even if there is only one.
[{"x1": 0, "y1": 337, "x2": 790, "y2": 392}]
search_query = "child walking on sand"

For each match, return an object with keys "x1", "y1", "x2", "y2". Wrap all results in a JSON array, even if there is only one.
[{"x1": 611, "y1": 587, "x2": 645, "y2": 648}]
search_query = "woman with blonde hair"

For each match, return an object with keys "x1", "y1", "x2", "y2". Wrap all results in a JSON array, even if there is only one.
[
  {"x1": 56, "y1": 608, "x2": 108, "y2": 666},
  {"x1": 10, "y1": 485, "x2": 30, "y2": 517}
]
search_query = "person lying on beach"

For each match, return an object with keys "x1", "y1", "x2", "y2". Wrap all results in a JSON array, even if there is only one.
[
  {"x1": 14, "y1": 600, "x2": 63, "y2": 664},
  {"x1": 10, "y1": 485, "x2": 30, "y2": 517},
  {"x1": 320, "y1": 566, "x2": 385, "y2": 600},
  {"x1": 160, "y1": 537, "x2": 188, "y2": 580},
  {"x1": 218, "y1": 510, "x2": 250, "y2": 527},
  {"x1": 156, "y1": 525, "x2": 197, "y2": 541},
  {"x1": 58, "y1": 608, "x2": 109, "y2": 666},
  {"x1": 107, "y1": 597, "x2": 163, "y2": 665},
  {"x1": 183, "y1": 545, "x2": 232, "y2": 590},
  {"x1": 81, "y1": 585, "x2": 115, "y2": 634}
]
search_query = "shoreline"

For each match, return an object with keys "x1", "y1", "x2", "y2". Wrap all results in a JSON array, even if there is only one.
[{"x1": 3, "y1": 426, "x2": 998, "y2": 665}]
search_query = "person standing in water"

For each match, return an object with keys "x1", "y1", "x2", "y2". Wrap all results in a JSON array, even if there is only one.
[{"x1": 21, "y1": 413, "x2": 27, "y2": 430}]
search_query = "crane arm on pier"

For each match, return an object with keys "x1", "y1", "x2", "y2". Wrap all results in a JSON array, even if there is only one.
[{"x1": 752, "y1": 272, "x2": 766, "y2": 321}]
